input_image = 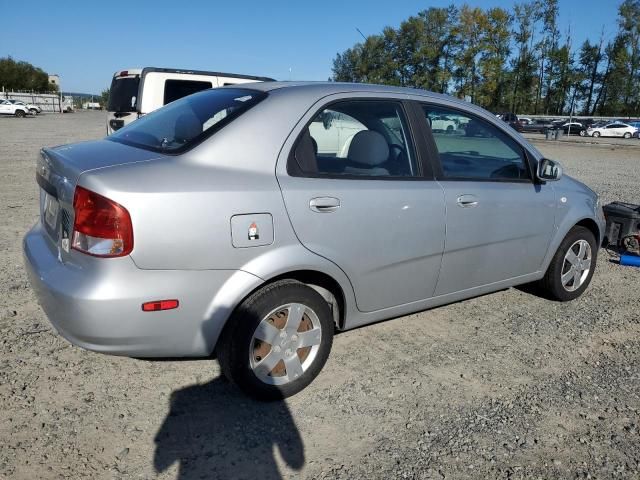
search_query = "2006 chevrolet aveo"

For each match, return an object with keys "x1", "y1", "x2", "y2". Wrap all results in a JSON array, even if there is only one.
[{"x1": 24, "y1": 82, "x2": 605, "y2": 400}]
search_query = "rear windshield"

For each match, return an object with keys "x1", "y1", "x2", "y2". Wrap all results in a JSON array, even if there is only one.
[
  {"x1": 107, "y1": 88, "x2": 266, "y2": 153},
  {"x1": 108, "y1": 76, "x2": 140, "y2": 112}
]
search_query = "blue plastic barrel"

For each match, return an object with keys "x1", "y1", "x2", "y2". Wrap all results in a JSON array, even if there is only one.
[{"x1": 620, "y1": 254, "x2": 640, "y2": 267}]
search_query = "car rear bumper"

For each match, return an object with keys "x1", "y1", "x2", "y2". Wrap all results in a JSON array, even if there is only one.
[{"x1": 23, "y1": 221, "x2": 262, "y2": 357}]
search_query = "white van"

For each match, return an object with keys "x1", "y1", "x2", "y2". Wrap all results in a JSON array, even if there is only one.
[{"x1": 106, "y1": 67, "x2": 273, "y2": 134}]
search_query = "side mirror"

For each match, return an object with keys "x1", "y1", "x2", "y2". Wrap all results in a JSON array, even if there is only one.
[{"x1": 537, "y1": 158, "x2": 563, "y2": 182}]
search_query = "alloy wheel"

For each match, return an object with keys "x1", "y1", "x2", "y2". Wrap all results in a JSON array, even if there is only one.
[
  {"x1": 561, "y1": 239, "x2": 592, "y2": 292},
  {"x1": 249, "y1": 303, "x2": 322, "y2": 386}
]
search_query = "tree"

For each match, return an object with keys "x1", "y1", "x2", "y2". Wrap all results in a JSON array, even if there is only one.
[
  {"x1": 452, "y1": 5, "x2": 486, "y2": 103},
  {"x1": 509, "y1": 1, "x2": 541, "y2": 114},
  {"x1": 100, "y1": 88, "x2": 110, "y2": 108},
  {"x1": 577, "y1": 35, "x2": 604, "y2": 115},
  {"x1": 0, "y1": 56, "x2": 57, "y2": 92},
  {"x1": 477, "y1": 7, "x2": 512, "y2": 110},
  {"x1": 330, "y1": 1, "x2": 640, "y2": 116}
]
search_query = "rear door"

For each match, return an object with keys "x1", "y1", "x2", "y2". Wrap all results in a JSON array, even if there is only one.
[
  {"x1": 278, "y1": 96, "x2": 445, "y2": 313},
  {"x1": 417, "y1": 103, "x2": 555, "y2": 296}
]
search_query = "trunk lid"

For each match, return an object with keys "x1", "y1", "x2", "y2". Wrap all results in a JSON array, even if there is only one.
[{"x1": 36, "y1": 139, "x2": 165, "y2": 255}]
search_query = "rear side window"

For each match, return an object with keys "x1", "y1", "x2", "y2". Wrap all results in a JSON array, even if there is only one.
[
  {"x1": 108, "y1": 88, "x2": 266, "y2": 153},
  {"x1": 422, "y1": 105, "x2": 530, "y2": 181},
  {"x1": 163, "y1": 80, "x2": 213, "y2": 105},
  {"x1": 290, "y1": 100, "x2": 418, "y2": 178}
]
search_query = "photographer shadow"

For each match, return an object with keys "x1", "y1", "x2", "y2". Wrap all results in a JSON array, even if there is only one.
[{"x1": 153, "y1": 376, "x2": 304, "y2": 480}]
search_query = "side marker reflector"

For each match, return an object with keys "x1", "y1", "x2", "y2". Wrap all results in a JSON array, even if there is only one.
[{"x1": 142, "y1": 300, "x2": 179, "y2": 312}]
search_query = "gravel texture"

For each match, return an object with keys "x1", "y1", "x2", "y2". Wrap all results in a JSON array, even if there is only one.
[{"x1": 1, "y1": 112, "x2": 639, "y2": 479}]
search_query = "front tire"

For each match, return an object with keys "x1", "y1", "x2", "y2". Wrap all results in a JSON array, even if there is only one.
[
  {"x1": 539, "y1": 226, "x2": 597, "y2": 301},
  {"x1": 29, "y1": 109, "x2": 38, "y2": 115},
  {"x1": 15, "y1": 110, "x2": 25, "y2": 118},
  {"x1": 592, "y1": 131, "x2": 600, "y2": 137},
  {"x1": 623, "y1": 132, "x2": 631, "y2": 139},
  {"x1": 217, "y1": 279, "x2": 334, "y2": 401}
]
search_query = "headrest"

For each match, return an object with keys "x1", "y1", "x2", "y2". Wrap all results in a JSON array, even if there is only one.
[{"x1": 347, "y1": 130, "x2": 389, "y2": 166}]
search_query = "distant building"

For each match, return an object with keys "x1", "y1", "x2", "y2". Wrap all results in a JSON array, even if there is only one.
[{"x1": 48, "y1": 74, "x2": 60, "y2": 88}]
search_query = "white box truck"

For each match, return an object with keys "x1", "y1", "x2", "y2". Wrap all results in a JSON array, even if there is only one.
[{"x1": 106, "y1": 67, "x2": 273, "y2": 134}]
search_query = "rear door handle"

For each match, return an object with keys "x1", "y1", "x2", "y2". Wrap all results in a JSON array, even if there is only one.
[
  {"x1": 309, "y1": 197, "x2": 340, "y2": 213},
  {"x1": 456, "y1": 194, "x2": 479, "y2": 208}
]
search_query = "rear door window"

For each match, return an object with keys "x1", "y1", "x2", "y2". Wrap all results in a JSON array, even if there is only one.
[
  {"x1": 422, "y1": 105, "x2": 530, "y2": 181},
  {"x1": 163, "y1": 80, "x2": 214, "y2": 105},
  {"x1": 291, "y1": 100, "x2": 418, "y2": 178}
]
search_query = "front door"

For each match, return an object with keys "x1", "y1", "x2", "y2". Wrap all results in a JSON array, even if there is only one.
[
  {"x1": 278, "y1": 99, "x2": 446, "y2": 313},
  {"x1": 419, "y1": 103, "x2": 556, "y2": 296}
]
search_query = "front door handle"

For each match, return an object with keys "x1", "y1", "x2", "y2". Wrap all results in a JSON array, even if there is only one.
[
  {"x1": 309, "y1": 197, "x2": 340, "y2": 213},
  {"x1": 456, "y1": 194, "x2": 479, "y2": 208}
]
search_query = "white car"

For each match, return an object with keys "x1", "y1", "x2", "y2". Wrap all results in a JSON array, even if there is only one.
[
  {"x1": 0, "y1": 100, "x2": 29, "y2": 117},
  {"x1": 587, "y1": 123, "x2": 637, "y2": 138},
  {"x1": 429, "y1": 114, "x2": 458, "y2": 133},
  {"x1": 6, "y1": 99, "x2": 41, "y2": 115}
]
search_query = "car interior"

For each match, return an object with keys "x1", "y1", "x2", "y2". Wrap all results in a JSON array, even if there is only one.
[
  {"x1": 424, "y1": 108, "x2": 530, "y2": 180},
  {"x1": 294, "y1": 101, "x2": 416, "y2": 177}
]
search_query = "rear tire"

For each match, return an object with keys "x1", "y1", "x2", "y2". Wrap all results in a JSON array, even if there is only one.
[
  {"x1": 592, "y1": 131, "x2": 600, "y2": 137},
  {"x1": 539, "y1": 226, "x2": 597, "y2": 301},
  {"x1": 217, "y1": 279, "x2": 334, "y2": 401},
  {"x1": 29, "y1": 109, "x2": 38, "y2": 115},
  {"x1": 623, "y1": 132, "x2": 631, "y2": 139}
]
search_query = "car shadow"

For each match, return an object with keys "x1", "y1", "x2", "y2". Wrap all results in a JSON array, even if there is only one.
[{"x1": 153, "y1": 376, "x2": 305, "y2": 480}]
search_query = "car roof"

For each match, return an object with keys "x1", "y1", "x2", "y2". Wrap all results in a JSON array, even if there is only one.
[{"x1": 231, "y1": 81, "x2": 489, "y2": 116}]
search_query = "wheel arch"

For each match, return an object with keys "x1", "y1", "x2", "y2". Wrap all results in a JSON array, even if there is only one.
[
  {"x1": 541, "y1": 215, "x2": 603, "y2": 275},
  {"x1": 574, "y1": 217, "x2": 601, "y2": 246},
  {"x1": 208, "y1": 268, "x2": 349, "y2": 356}
]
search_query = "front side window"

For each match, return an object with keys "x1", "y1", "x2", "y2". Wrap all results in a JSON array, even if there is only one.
[
  {"x1": 108, "y1": 88, "x2": 266, "y2": 153},
  {"x1": 291, "y1": 100, "x2": 418, "y2": 178},
  {"x1": 422, "y1": 105, "x2": 530, "y2": 181}
]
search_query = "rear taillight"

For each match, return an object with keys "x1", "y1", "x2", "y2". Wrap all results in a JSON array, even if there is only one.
[{"x1": 71, "y1": 186, "x2": 133, "y2": 257}]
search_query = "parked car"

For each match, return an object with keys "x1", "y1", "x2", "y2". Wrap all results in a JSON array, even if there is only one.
[
  {"x1": 586, "y1": 123, "x2": 638, "y2": 138},
  {"x1": 496, "y1": 112, "x2": 523, "y2": 132},
  {"x1": 559, "y1": 122, "x2": 588, "y2": 136},
  {"x1": 519, "y1": 117, "x2": 532, "y2": 125},
  {"x1": 106, "y1": 67, "x2": 274, "y2": 134},
  {"x1": 520, "y1": 118, "x2": 556, "y2": 134},
  {"x1": 628, "y1": 120, "x2": 640, "y2": 131},
  {"x1": 0, "y1": 99, "x2": 29, "y2": 117},
  {"x1": 6, "y1": 99, "x2": 41, "y2": 115},
  {"x1": 23, "y1": 83, "x2": 605, "y2": 400},
  {"x1": 428, "y1": 114, "x2": 459, "y2": 133}
]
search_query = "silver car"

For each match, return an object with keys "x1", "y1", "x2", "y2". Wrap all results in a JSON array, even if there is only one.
[{"x1": 23, "y1": 83, "x2": 605, "y2": 400}]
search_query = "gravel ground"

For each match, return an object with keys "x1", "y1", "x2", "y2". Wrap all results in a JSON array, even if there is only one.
[{"x1": 1, "y1": 111, "x2": 639, "y2": 480}]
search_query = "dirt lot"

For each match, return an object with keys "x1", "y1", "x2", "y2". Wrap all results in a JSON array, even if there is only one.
[{"x1": 1, "y1": 111, "x2": 639, "y2": 480}]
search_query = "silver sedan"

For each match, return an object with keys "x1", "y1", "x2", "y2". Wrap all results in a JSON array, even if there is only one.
[{"x1": 24, "y1": 82, "x2": 605, "y2": 400}]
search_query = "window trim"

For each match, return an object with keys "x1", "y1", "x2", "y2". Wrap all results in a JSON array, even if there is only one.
[
  {"x1": 413, "y1": 101, "x2": 537, "y2": 184},
  {"x1": 286, "y1": 98, "x2": 432, "y2": 181}
]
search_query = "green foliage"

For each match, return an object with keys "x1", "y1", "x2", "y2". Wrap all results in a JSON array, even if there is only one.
[
  {"x1": 0, "y1": 56, "x2": 57, "y2": 92},
  {"x1": 100, "y1": 88, "x2": 110, "y2": 108},
  {"x1": 331, "y1": 0, "x2": 640, "y2": 117}
]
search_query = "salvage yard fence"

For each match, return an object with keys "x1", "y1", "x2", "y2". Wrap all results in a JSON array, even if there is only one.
[{"x1": 0, "y1": 90, "x2": 71, "y2": 113}]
